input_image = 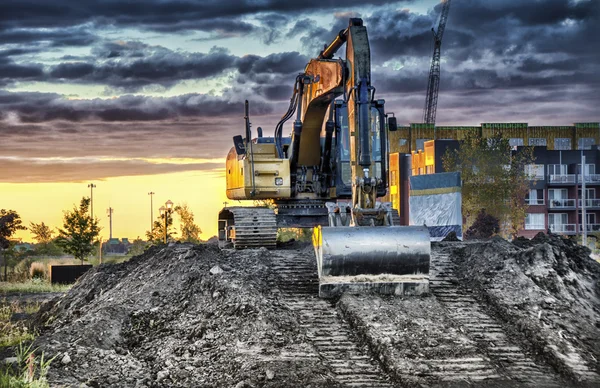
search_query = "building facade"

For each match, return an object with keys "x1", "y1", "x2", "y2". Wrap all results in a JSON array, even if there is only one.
[
  {"x1": 388, "y1": 122, "x2": 600, "y2": 239},
  {"x1": 389, "y1": 122, "x2": 600, "y2": 155}
]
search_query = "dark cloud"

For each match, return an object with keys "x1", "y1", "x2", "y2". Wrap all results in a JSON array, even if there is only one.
[
  {"x1": 237, "y1": 51, "x2": 308, "y2": 76},
  {"x1": 0, "y1": 41, "x2": 308, "y2": 93},
  {"x1": 0, "y1": 90, "x2": 274, "y2": 123},
  {"x1": 49, "y1": 44, "x2": 240, "y2": 91},
  {"x1": 0, "y1": 26, "x2": 97, "y2": 47},
  {"x1": 0, "y1": 58, "x2": 44, "y2": 86},
  {"x1": 0, "y1": 0, "x2": 405, "y2": 32}
]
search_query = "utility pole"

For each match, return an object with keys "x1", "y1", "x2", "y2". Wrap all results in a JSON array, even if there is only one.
[
  {"x1": 148, "y1": 192, "x2": 155, "y2": 231},
  {"x1": 88, "y1": 183, "x2": 97, "y2": 219},
  {"x1": 107, "y1": 207, "x2": 114, "y2": 240}
]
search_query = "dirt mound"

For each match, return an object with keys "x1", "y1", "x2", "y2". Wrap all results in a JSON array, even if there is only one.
[
  {"x1": 453, "y1": 235, "x2": 600, "y2": 384},
  {"x1": 32, "y1": 243, "x2": 332, "y2": 387}
]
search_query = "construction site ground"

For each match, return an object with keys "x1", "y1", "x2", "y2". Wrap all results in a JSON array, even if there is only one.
[{"x1": 16, "y1": 233, "x2": 600, "y2": 387}]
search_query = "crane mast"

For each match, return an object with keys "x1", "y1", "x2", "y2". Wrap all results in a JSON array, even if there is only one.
[{"x1": 423, "y1": 0, "x2": 451, "y2": 125}]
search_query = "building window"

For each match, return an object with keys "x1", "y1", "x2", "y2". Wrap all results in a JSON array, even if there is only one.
[
  {"x1": 509, "y1": 138, "x2": 524, "y2": 150},
  {"x1": 577, "y1": 164, "x2": 596, "y2": 175},
  {"x1": 549, "y1": 213, "x2": 570, "y2": 232},
  {"x1": 548, "y1": 164, "x2": 567, "y2": 175},
  {"x1": 554, "y1": 138, "x2": 572, "y2": 150},
  {"x1": 524, "y1": 164, "x2": 544, "y2": 179},
  {"x1": 415, "y1": 138, "x2": 432, "y2": 152},
  {"x1": 578, "y1": 213, "x2": 596, "y2": 226},
  {"x1": 528, "y1": 138, "x2": 547, "y2": 146},
  {"x1": 525, "y1": 213, "x2": 544, "y2": 230},
  {"x1": 578, "y1": 188, "x2": 596, "y2": 199},
  {"x1": 549, "y1": 188, "x2": 568, "y2": 199},
  {"x1": 578, "y1": 138, "x2": 595, "y2": 150},
  {"x1": 526, "y1": 189, "x2": 544, "y2": 205}
]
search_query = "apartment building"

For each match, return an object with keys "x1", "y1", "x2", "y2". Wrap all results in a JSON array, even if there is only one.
[
  {"x1": 389, "y1": 122, "x2": 600, "y2": 238},
  {"x1": 521, "y1": 147, "x2": 600, "y2": 238}
]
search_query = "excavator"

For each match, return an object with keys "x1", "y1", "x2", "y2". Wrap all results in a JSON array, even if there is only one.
[{"x1": 218, "y1": 18, "x2": 430, "y2": 298}]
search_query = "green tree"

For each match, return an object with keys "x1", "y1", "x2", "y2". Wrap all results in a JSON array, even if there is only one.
[
  {"x1": 29, "y1": 221, "x2": 62, "y2": 256},
  {"x1": 0, "y1": 209, "x2": 26, "y2": 281},
  {"x1": 29, "y1": 221, "x2": 53, "y2": 244},
  {"x1": 175, "y1": 203, "x2": 201, "y2": 243},
  {"x1": 55, "y1": 197, "x2": 101, "y2": 264},
  {"x1": 443, "y1": 132, "x2": 535, "y2": 237},
  {"x1": 146, "y1": 213, "x2": 176, "y2": 244}
]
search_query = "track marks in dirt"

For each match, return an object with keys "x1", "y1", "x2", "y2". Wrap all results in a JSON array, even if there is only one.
[
  {"x1": 431, "y1": 252, "x2": 564, "y2": 387},
  {"x1": 270, "y1": 249, "x2": 393, "y2": 387}
]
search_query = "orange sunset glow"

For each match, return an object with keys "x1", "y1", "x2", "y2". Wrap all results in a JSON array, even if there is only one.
[{"x1": 1, "y1": 170, "x2": 229, "y2": 243}]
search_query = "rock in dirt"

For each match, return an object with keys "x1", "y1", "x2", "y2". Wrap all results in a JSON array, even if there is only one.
[
  {"x1": 60, "y1": 353, "x2": 71, "y2": 365},
  {"x1": 3, "y1": 357, "x2": 17, "y2": 365},
  {"x1": 209, "y1": 265, "x2": 223, "y2": 275}
]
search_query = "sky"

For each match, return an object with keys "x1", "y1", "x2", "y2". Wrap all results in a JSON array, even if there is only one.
[{"x1": 1, "y1": 0, "x2": 599, "y2": 242}]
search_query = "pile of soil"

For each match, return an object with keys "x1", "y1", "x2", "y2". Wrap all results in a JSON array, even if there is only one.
[
  {"x1": 32, "y1": 243, "x2": 332, "y2": 387},
  {"x1": 453, "y1": 233, "x2": 600, "y2": 381}
]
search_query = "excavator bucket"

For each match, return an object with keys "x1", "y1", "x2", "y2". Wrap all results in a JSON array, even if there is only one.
[{"x1": 313, "y1": 225, "x2": 430, "y2": 298}]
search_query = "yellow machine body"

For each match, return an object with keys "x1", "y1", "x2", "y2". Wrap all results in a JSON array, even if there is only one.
[{"x1": 225, "y1": 142, "x2": 292, "y2": 200}]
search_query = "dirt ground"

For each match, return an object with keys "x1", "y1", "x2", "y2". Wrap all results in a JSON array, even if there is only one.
[
  {"x1": 451, "y1": 234, "x2": 600, "y2": 384},
  {"x1": 32, "y1": 243, "x2": 336, "y2": 387},
  {"x1": 10, "y1": 233, "x2": 599, "y2": 387}
]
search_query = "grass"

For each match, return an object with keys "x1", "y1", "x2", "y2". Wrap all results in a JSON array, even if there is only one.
[
  {"x1": 0, "y1": 341, "x2": 55, "y2": 388},
  {"x1": 0, "y1": 281, "x2": 72, "y2": 294},
  {"x1": 0, "y1": 300, "x2": 40, "y2": 348}
]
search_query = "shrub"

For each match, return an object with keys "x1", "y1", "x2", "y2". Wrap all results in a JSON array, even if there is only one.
[
  {"x1": 465, "y1": 210, "x2": 500, "y2": 240},
  {"x1": 29, "y1": 262, "x2": 47, "y2": 280}
]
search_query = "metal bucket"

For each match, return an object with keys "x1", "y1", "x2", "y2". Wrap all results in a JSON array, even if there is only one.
[{"x1": 313, "y1": 225, "x2": 430, "y2": 298}]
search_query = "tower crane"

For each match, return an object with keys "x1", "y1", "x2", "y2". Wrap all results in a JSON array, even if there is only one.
[{"x1": 423, "y1": 0, "x2": 451, "y2": 125}]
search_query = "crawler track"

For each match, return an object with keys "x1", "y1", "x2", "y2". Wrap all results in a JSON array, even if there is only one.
[
  {"x1": 269, "y1": 249, "x2": 393, "y2": 387},
  {"x1": 222, "y1": 207, "x2": 277, "y2": 248},
  {"x1": 430, "y1": 251, "x2": 563, "y2": 387}
]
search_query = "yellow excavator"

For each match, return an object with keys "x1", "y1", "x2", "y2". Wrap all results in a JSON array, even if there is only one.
[{"x1": 218, "y1": 18, "x2": 430, "y2": 298}]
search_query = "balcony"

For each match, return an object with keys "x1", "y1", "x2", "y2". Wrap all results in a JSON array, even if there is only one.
[
  {"x1": 548, "y1": 174, "x2": 576, "y2": 185},
  {"x1": 580, "y1": 224, "x2": 600, "y2": 232},
  {"x1": 526, "y1": 198, "x2": 544, "y2": 205},
  {"x1": 524, "y1": 224, "x2": 545, "y2": 230},
  {"x1": 548, "y1": 199, "x2": 576, "y2": 209},
  {"x1": 549, "y1": 224, "x2": 576, "y2": 234},
  {"x1": 578, "y1": 174, "x2": 600, "y2": 184},
  {"x1": 578, "y1": 199, "x2": 600, "y2": 208}
]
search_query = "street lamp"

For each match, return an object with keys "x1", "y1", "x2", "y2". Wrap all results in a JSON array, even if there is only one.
[
  {"x1": 159, "y1": 200, "x2": 174, "y2": 244},
  {"x1": 148, "y1": 192, "x2": 155, "y2": 231},
  {"x1": 87, "y1": 183, "x2": 96, "y2": 218}
]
